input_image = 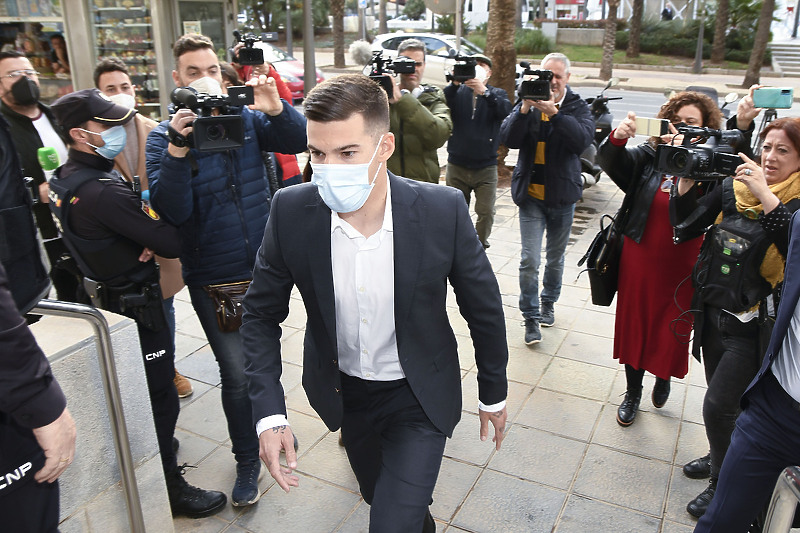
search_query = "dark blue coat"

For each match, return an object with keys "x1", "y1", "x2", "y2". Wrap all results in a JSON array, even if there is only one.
[
  {"x1": 499, "y1": 86, "x2": 593, "y2": 207},
  {"x1": 443, "y1": 83, "x2": 511, "y2": 169},
  {"x1": 145, "y1": 102, "x2": 307, "y2": 287}
]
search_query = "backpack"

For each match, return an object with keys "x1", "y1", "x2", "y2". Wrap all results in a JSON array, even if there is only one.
[
  {"x1": 0, "y1": 114, "x2": 50, "y2": 314},
  {"x1": 692, "y1": 178, "x2": 774, "y2": 313}
]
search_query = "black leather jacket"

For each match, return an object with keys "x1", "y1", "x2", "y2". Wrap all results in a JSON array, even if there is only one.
[{"x1": 596, "y1": 137, "x2": 660, "y2": 243}]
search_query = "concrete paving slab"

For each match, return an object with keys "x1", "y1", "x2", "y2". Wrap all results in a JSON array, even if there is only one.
[{"x1": 556, "y1": 494, "x2": 662, "y2": 533}]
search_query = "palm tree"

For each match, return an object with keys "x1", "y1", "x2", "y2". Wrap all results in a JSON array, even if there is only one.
[
  {"x1": 379, "y1": 0, "x2": 388, "y2": 34},
  {"x1": 710, "y1": 0, "x2": 729, "y2": 63},
  {"x1": 626, "y1": 0, "x2": 643, "y2": 58},
  {"x1": 485, "y1": 0, "x2": 516, "y2": 178},
  {"x1": 332, "y1": 0, "x2": 345, "y2": 68},
  {"x1": 600, "y1": 0, "x2": 619, "y2": 80},
  {"x1": 743, "y1": 0, "x2": 775, "y2": 87}
]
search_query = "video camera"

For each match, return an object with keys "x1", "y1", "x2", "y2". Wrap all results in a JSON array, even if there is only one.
[
  {"x1": 654, "y1": 126, "x2": 745, "y2": 181},
  {"x1": 518, "y1": 62, "x2": 553, "y2": 101},
  {"x1": 367, "y1": 51, "x2": 417, "y2": 98},
  {"x1": 231, "y1": 30, "x2": 279, "y2": 66},
  {"x1": 170, "y1": 85, "x2": 255, "y2": 152},
  {"x1": 445, "y1": 53, "x2": 478, "y2": 83}
]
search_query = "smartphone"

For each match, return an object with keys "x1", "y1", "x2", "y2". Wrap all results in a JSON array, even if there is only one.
[
  {"x1": 635, "y1": 116, "x2": 669, "y2": 136},
  {"x1": 753, "y1": 87, "x2": 794, "y2": 109}
]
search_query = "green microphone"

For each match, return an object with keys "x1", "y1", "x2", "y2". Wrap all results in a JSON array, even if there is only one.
[{"x1": 37, "y1": 147, "x2": 59, "y2": 181}]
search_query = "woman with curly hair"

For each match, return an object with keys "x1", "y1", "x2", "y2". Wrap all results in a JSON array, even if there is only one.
[{"x1": 597, "y1": 91, "x2": 724, "y2": 428}]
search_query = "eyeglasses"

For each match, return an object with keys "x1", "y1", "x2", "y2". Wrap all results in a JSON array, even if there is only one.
[{"x1": 1, "y1": 69, "x2": 39, "y2": 80}]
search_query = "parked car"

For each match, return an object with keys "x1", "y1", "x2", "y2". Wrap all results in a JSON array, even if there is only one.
[{"x1": 253, "y1": 41, "x2": 325, "y2": 104}]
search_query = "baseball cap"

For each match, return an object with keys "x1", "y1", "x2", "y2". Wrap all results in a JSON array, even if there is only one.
[
  {"x1": 471, "y1": 54, "x2": 492, "y2": 69},
  {"x1": 51, "y1": 88, "x2": 136, "y2": 132}
]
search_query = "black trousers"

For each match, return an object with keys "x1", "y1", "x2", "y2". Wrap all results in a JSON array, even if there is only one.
[
  {"x1": 0, "y1": 476, "x2": 59, "y2": 532},
  {"x1": 339, "y1": 373, "x2": 446, "y2": 533}
]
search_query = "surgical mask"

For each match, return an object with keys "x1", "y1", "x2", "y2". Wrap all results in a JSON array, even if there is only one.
[
  {"x1": 311, "y1": 135, "x2": 384, "y2": 213},
  {"x1": 79, "y1": 125, "x2": 127, "y2": 160},
  {"x1": 189, "y1": 76, "x2": 222, "y2": 96},
  {"x1": 10, "y1": 76, "x2": 39, "y2": 106},
  {"x1": 107, "y1": 92, "x2": 136, "y2": 109}
]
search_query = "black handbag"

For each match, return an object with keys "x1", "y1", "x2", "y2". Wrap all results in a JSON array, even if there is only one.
[{"x1": 578, "y1": 178, "x2": 640, "y2": 306}]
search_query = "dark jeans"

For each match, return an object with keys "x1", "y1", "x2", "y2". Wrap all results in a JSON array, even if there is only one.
[
  {"x1": 340, "y1": 373, "x2": 446, "y2": 533},
  {"x1": 700, "y1": 306, "x2": 762, "y2": 478},
  {"x1": 695, "y1": 371, "x2": 800, "y2": 533},
  {"x1": 189, "y1": 286, "x2": 259, "y2": 463}
]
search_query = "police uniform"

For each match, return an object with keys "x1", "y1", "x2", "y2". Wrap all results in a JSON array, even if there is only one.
[{"x1": 47, "y1": 89, "x2": 225, "y2": 518}]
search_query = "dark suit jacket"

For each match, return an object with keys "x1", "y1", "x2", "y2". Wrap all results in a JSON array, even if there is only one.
[
  {"x1": 743, "y1": 211, "x2": 800, "y2": 408},
  {"x1": 241, "y1": 173, "x2": 509, "y2": 437}
]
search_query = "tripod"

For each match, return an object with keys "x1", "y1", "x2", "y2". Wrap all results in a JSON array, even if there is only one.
[{"x1": 752, "y1": 107, "x2": 778, "y2": 157}]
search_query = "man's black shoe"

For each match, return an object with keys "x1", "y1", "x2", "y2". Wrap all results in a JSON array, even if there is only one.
[
  {"x1": 166, "y1": 464, "x2": 227, "y2": 518},
  {"x1": 423, "y1": 509, "x2": 436, "y2": 533},
  {"x1": 687, "y1": 478, "x2": 717, "y2": 518},
  {"x1": 683, "y1": 453, "x2": 712, "y2": 479},
  {"x1": 616, "y1": 387, "x2": 642, "y2": 427},
  {"x1": 652, "y1": 377, "x2": 671, "y2": 408}
]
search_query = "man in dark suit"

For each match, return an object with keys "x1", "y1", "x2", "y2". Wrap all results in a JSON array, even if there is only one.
[
  {"x1": 241, "y1": 74, "x2": 509, "y2": 532},
  {"x1": 695, "y1": 210, "x2": 800, "y2": 533}
]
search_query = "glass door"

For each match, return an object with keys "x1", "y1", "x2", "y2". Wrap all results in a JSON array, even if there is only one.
[{"x1": 178, "y1": 1, "x2": 228, "y2": 59}]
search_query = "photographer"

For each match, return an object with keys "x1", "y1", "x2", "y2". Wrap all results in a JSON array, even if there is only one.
[
  {"x1": 596, "y1": 91, "x2": 719, "y2": 429},
  {"x1": 145, "y1": 33, "x2": 306, "y2": 508},
  {"x1": 671, "y1": 116, "x2": 800, "y2": 522},
  {"x1": 386, "y1": 38, "x2": 452, "y2": 183},
  {"x1": 499, "y1": 52, "x2": 593, "y2": 345},
  {"x1": 443, "y1": 54, "x2": 511, "y2": 249}
]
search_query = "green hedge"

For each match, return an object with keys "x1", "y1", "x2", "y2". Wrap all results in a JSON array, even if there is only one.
[{"x1": 515, "y1": 29, "x2": 554, "y2": 55}]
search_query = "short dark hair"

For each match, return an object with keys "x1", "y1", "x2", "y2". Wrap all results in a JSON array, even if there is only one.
[
  {"x1": 304, "y1": 74, "x2": 389, "y2": 138},
  {"x1": 50, "y1": 33, "x2": 65, "y2": 43},
  {"x1": 219, "y1": 61, "x2": 242, "y2": 86},
  {"x1": 0, "y1": 50, "x2": 25, "y2": 62},
  {"x1": 173, "y1": 33, "x2": 215, "y2": 64},
  {"x1": 93, "y1": 57, "x2": 129, "y2": 88}
]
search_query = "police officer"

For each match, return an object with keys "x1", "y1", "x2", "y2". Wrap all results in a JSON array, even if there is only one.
[{"x1": 48, "y1": 89, "x2": 226, "y2": 518}]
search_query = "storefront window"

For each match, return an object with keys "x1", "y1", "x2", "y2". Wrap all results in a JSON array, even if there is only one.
[
  {"x1": 179, "y1": 1, "x2": 226, "y2": 58},
  {"x1": 91, "y1": 0, "x2": 159, "y2": 118},
  {"x1": 0, "y1": 1, "x2": 72, "y2": 102}
]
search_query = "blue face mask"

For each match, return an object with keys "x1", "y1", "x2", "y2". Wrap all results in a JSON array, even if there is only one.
[
  {"x1": 310, "y1": 135, "x2": 384, "y2": 213},
  {"x1": 79, "y1": 125, "x2": 126, "y2": 160}
]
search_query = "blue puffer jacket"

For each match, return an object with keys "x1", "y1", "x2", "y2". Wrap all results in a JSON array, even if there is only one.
[
  {"x1": 499, "y1": 86, "x2": 594, "y2": 207},
  {"x1": 146, "y1": 102, "x2": 307, "y2": 287}
]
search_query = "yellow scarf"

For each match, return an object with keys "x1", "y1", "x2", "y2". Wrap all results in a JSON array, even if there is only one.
[{"x1": 714, "y1": 171, "x2": 800, "y2": 291}]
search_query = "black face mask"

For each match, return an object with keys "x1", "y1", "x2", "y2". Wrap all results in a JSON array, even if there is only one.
[
  {"x1": 672, "y1": 121, "x2": 688, "y2": 131},
  {"x1": 10, "y1": 76, "x2": 39, "y2": 106}
]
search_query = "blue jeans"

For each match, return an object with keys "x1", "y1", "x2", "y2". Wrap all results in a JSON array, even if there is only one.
[
  {"x1": 189, "y1": 286, "x2": 259, "y2": 463},
  {"x1": 518, "y1": 199, "x2": 575, "y2": 320}
]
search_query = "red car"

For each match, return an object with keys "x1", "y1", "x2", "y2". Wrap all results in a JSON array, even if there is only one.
[{"x1": 254, "y1": 42, "x2": 325, "y2": 104}]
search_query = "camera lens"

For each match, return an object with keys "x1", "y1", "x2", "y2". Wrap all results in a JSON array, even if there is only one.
[
  {"x1": 669, "y1": 151, "x2": 689, "y2": 171},
  {"x1": 206, "y1": 124, "x2": 226, "y2": 141}
]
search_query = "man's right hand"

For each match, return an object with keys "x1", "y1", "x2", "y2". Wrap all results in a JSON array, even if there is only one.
[
  {"x1": 167, "y1": 108, "x2": 197, "y2": 158},
  {"x1": 259, "y1": 424, "x2": 299, "y2": 492}
]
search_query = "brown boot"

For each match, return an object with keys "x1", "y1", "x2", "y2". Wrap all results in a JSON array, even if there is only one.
[{"x1": 174, "y1": 369, "x2": 193, "y2": 398}]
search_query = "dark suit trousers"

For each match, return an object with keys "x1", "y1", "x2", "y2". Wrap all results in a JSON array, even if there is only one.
[
  {"x1": 695, "y1": 371, "x2": 800, "y2": 533},
  {"x1": 340, "y1": 373, "x2": 446, "y2": 533}
]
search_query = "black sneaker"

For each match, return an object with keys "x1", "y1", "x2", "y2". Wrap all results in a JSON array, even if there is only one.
[
  {"x1": 232, "y1": 459, "x2": 262, "y2": 507},
  {"x1": 165, "y1": 464, "x2": 226, "y2": 518},
  {"x1": 687, "y1": 478, "x2": 717, "y2": 518},
  {"x1": 539, "y1": 302, "x2": 555, "y2": 327},
  {"x1": 616, "y1": 387, "x2": 642, "y2": 426},
  {"x1": 683, "y1": 453, "x2": 712, "y2": 479},
  {"x1": 524, "y1": 318, "x2": 542, "y2": 345}
]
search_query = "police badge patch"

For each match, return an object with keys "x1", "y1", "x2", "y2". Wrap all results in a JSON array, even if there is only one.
[{"x1": 142, "y1": 202, "x2": 160, "y2": 220}]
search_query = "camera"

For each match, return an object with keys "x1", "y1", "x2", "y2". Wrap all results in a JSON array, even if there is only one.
[
  {"x1": 231, "y1": 30, "x2": 279, "y2": 66},
  {"x1": 654, "y1": 126, "x2": 745, "y2": 181},
  {"x1": 518, "y1": 62, "x2": 553, "y2": 101},
  {"x1": 367, "y1": 51, "x2": 417, "y2": 97},
  {"x1": 170, "y1": 85, "x2": 255, "y2": 152},
  {"x1": 445, "y1": 53, "x2": 477, "y2": 83}
]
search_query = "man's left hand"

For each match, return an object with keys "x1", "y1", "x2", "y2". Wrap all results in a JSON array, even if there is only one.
[
  {"x1": 247, "y1": 74, "x2": 283, "y2": 116},
  {"x1": 464, "y1": 78, "x2": 487, "y2": 96},
  {"x1": 479, "y1": 406, "x2": 507, "y2": 451},
  {"x1": 529, "y1": 97, "x2": 558, "y2": 118}
]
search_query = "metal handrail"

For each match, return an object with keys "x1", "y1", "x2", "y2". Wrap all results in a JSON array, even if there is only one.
[
  {"x1": 763, "y1": 466, "x2": 800, "y2": 532},
  {"x1": 32, "y1": 299, "x2": 146, "y2": 533}
]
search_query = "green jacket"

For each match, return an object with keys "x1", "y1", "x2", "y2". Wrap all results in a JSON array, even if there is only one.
[{"x1": 388, "y1": 85, "x2": 452, "y2": 183}]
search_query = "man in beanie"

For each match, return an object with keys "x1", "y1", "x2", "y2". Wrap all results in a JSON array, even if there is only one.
[{"x1": 48, "y1": 88, "x2": 227, "y2": 519}]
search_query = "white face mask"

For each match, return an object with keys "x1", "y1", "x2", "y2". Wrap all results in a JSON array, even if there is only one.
[
  {"x1": 107, "y1": 92, "x2": 136, "y2": 110},
  {"x1": 188, "y1": 76, "x2": 222, "y2": 96},
  {"x1": 310, "y1": 135, "x2": 384, "y2": 213}
]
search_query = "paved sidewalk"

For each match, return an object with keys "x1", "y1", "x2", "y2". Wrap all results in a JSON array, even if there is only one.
[{"x1": 170, "y1": 176, "x2": 711, "y2": 533}]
